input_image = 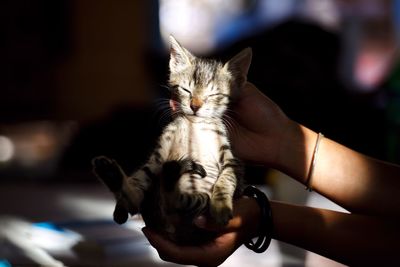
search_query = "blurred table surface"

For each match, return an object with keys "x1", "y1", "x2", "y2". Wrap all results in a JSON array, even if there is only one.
[{"x1": 0, "y1": 182, "x2": 346, "y2": 267}]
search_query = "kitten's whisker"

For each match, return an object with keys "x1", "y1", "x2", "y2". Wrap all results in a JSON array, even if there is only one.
[
  {"x1": 222, "y1": 112, "x2": 239, "y2": 137},
  {"x1": 225, "y1": 108, "x2": 239, "y2": 119},
  {"x1": 159, "y1": 84, "x2": 172, "y2": 91},
  {"x1": 153, "y1": 98, "x2": 171, "y2": 107},
  {"x1": 153, "y1": 97, "x2": 172, "y2": 107},
  {"x1": 152, "y1": 98, "x2": 175, "y2": 125},
  {"x1": 158, "y1": 110, "x2": 174, "y2": 125}
]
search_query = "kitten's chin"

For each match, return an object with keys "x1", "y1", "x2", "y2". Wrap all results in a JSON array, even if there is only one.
[
  {"x1": 185, "y1": 113, "x2": 212, "y2": 120},
  {"x1": 181, "y1": 109, "x2": 221, "y2": 119}
]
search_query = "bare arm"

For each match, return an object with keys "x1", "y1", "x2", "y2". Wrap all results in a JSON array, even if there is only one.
[
  {"x1": 143, "y1": 83, "x2": 400, "y2": 266},
  {"x1": 232, "y1": 83, "x2": 400, "y2": 218},
  {"x1": 277, "y1": 123, "x2": 400, "y2": 218},
  {"x1": 271, "y1": 201, "x2": 399, "y2": 266},
  {"x1": 143, "y1": 198, "x2": 400, "y2": 266}
]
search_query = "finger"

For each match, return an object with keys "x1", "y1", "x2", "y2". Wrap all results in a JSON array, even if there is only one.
[
  {"x1": 142, "y1": 227, "x2": 236, "y2": 266},
  {"x1": 233, "y1": 82, "x2": 259, "y2": 120},
  {"x1": 194, "y1": 215, "x2": 244, "y2": 233},
  {"x1": 142, "y1": 227, "x2": 179, "y2": 261},
  {"x1": 242, "y1": 82, "x2": 259, "y2": 98},
  {"x1": 194, "y1": 198, "x2": 256, "y2": 232},
  {"x1": 143, "y1": 227, "x2": 241, "y2": 267},
  {"x1": 142, "y1": 227, "x2": 202, "y2": 265}
]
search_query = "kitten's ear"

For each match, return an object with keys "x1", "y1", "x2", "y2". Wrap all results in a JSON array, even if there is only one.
[
  {"x1": 224, "y1": 48, "x2": 252, "y2": 85},
  {"x1": 169, "y1": 35, "x2": 194, "y2": 73}
]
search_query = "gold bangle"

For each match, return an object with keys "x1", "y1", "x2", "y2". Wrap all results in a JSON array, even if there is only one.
[{"x1": 305, "y1": 132, "x2": 324, "y2": 191}]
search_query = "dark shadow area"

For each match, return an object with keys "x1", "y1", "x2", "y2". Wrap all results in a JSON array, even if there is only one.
[
  {"x1": 1, "y1": 1, "x2": 398, "y2": 266},
  {"x1": 54, "y1": 20, "x2": 386, "y2": 186},
  {"x1": 216, "y1": 20, "x2": 386, "y2": 161},
  {"x1": 0, "y1": 1, "x2": 390, "y2": 183}
]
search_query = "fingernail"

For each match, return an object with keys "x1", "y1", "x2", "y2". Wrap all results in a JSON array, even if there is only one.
[{"x1": 194, "y1": 215, "x2": 206, "y2": 228}]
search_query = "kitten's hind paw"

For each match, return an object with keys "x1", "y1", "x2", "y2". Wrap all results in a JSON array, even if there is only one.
[
  {"x1": 209, "y1": 199, "x2": 233, "y2": 226},
  {"x1": 92, "y1": 156, "x2": 124, "y2": 192}
]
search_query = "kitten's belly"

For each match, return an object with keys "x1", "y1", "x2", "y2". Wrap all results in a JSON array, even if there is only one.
[
  {"x1": 168, "y1": 121, "x2": 223, "y2": 193},
  {"x1": 168, "y1": 120, "x2": 222, "y2": 163},
  {"x1": 188, "y1": 123, "x2": 221, "y2": 170}
]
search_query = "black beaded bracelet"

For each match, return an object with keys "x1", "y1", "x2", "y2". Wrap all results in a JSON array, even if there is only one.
[{"x1": 242, "y1": 185, "x2": 273, "y2": 253}]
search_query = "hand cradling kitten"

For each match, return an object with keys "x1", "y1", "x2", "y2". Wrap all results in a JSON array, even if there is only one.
[{"x1": 93, "y1": 36, "x2": 252, "y2": 245}]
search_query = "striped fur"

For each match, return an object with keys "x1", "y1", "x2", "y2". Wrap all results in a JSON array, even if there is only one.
[{"x1": 93, "y1": 36, "x2": 252, "y2": 244}]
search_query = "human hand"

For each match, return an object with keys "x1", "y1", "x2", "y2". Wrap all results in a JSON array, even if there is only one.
[
  {"x1": 229, "y1": 82, "x2": 293, "y2": 167},
  {"x1": 142, "y1": 197, "x2": 261, "y2": 267}
]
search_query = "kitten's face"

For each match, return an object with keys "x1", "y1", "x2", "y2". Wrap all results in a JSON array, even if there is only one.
[
  {"x1": 170, "y1": 60, "x2": 230, "y2": 118},
  {"x1": 168, "y1": 36, "x2": 252, "y2": 119}
]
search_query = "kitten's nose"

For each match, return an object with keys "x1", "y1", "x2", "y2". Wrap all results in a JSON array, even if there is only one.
[{"x1": 190, "y1": 97, "x2": 203, "y2": 113}]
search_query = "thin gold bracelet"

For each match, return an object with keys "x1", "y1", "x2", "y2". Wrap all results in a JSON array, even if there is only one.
[{"x1": 305, "y1": 132, "x2": 324, "y2": 191}]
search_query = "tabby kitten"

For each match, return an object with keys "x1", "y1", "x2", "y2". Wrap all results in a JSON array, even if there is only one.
[{"x1": 92, "y1": 36, "x2": 252, "y2": 244}]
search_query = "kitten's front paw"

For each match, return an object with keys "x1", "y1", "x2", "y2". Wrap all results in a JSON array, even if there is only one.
[
  {"x1": 209, "y1": 198, "x2": 233, "y2": 226},
  {"x1": 188, "y1": 161, "x2": 207, "y2": 178},
  {"x1": 92, "y1": 156, "x2": 124, "y2": 192},
  {"x1": 179, "y1": 159, "x2": 207, "y2": 178}
]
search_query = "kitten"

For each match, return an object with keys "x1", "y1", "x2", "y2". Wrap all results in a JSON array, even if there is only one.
[{"x1": 92, "y1": 36, "x2": 252, "y2": 244}]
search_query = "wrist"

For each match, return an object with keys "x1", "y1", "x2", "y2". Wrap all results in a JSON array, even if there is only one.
[
  {"x1": 242, "y1": 186, "x2": 273, "y2": 253},
  {"x1": 275, "y1": 120, "x2": 318, "y2": 184},
  {"x1": 235, "y1": 197, "x2": 261, "y2": 240}
]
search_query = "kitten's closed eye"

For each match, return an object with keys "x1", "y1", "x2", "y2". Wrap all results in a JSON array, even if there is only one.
[
  {"x1": 180, "y1": 87, "x2": 191, "y2": 95},
  {"x1": 205, "y1": 93, "x2": 230, "y2": 103},
  {"x1": 206, "y1": 93, "x2": 229, "y2": 98},
  {"x1": 171, "y1": 85, "x2": 191, "y2": 95}
]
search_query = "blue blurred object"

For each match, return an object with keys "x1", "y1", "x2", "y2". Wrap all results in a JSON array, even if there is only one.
[
  {"x1": 0, "y1": 260, "x2": 12, "y2": 267},
  {"x1": 215, "y1": 0, "x2": 298, "y2": 50},
  {"x1": 394, "y1": 0, "x2": 400, "y2": 41},
  {"x1": 33, "y1": 222, "x2": 66, "y2": 233}
]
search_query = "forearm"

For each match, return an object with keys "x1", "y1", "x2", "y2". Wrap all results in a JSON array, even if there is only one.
[
  {"x1": 275, "y1": 121, "x2": 400, "y2": 218},
  {"x1": 270, "y1": 201, "x2": 400, "y2": 265}
]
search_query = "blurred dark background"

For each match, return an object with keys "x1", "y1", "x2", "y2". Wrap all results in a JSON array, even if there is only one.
[
  {"x1": 1, "y1": 0, "x2": 399, "y2": 182},
  {"x1": 1, "y1": 0, "x2": 400, "y2": 266}
]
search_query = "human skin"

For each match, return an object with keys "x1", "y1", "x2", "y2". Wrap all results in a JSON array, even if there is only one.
[{"x1": 143, "y1": 83, "x2": 400, "y2": 266}]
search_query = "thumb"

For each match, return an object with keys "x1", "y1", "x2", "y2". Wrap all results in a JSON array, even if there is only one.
[
  {"x1": 193, "y1": 215, "x2": 225, "y2": 232},
  {"x1": 193, "y1": 215, "x2": 210, "y2": 229}
]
